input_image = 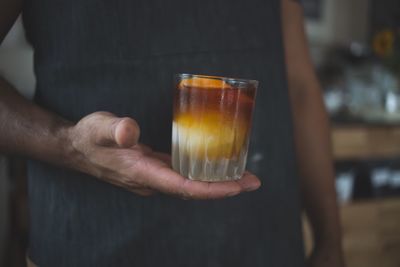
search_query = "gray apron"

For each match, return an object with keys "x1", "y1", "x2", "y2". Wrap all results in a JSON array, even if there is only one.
[{"x1": 22, "y1": 0, "x2": 305, "y2": 266}]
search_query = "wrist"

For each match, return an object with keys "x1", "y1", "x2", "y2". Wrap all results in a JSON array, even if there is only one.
[
  {"x1": 56, "y1": 123, "x2": 75, "y2": 164},
  {"x1": 47, "y1": 120, "x2": 77, "y2": 168},
  {"x1": 59, "y1": 121, "x2": 102, "y2": 178}
]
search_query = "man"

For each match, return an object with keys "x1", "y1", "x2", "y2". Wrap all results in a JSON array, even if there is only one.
[{"x1": 0, "y1": 0, "x2": 345, "y2": 266}]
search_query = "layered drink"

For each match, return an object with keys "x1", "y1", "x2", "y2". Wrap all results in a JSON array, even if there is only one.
[{"x1": 172, "y1": 74, "x2": 257, "y2": 181}]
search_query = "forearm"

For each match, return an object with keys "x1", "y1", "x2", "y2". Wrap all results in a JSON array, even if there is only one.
[
  {"x1": 282, "y1": 1, "x2": 345, "y2": 263},
  {"x1": 289, "y1": 83, "x2": 342, "y2": 249},
  {"x1": 0, "y1": 77, "x2": 73, "y2": 166}
]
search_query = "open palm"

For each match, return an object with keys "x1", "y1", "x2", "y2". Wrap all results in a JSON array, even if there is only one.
[{"x1": 69, "y1": 112, "x2": 261, "y2": 199}]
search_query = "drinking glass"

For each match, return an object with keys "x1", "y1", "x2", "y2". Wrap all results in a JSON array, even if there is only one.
[{"x1": 172, "y1": 74, "x2": 258, "y2": 181}]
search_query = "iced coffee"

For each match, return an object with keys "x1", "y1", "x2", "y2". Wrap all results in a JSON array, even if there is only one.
[{"x1": 172, "y1": 74, "x2": 257, "y2": 181}]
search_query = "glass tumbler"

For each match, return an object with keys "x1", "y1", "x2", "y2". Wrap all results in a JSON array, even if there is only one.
[{"x1": 172, "y1": 74, "x2": 258, "y2": 181}]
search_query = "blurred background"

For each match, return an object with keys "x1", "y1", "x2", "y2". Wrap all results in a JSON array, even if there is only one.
[{"x1": 0, "y1": 0, "x2": 400, "y2": 266}]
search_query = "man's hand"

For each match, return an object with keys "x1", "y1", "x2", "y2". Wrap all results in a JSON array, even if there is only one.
[{"x1": 67, "y1": 112, "x2": 261, "y2": 199}]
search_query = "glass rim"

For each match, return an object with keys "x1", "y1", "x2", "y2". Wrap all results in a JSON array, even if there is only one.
[{"x1": 176, "y1": 73, "x2": 259, "y2": 88}]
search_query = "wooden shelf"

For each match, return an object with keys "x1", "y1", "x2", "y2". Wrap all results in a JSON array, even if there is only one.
[{"x1": 332, "y1": 125, "x2": 400, "y2": 160}]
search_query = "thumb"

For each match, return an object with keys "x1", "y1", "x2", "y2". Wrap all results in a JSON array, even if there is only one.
[{"x1": 92, "y1": 112, "x2": 140, "y2": 148}]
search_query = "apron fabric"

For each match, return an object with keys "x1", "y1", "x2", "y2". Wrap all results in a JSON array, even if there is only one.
[{"x1": 22, "y1": 0, "x2": 305, "y2": 266}]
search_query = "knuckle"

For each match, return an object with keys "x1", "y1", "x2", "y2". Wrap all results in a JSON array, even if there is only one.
[{"x1": 93, "y1": 111, "x2": 114, "y2": 118}]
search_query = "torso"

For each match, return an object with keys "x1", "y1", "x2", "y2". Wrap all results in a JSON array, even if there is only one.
[{"x1": 23, "y1": 0, "x2": 305, "y2": 266}]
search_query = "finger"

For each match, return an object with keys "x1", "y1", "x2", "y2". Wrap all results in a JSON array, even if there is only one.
[
  {"x1": 152, "y1": 152, "x2": 172, "y2": 166},
  {"x1": 180, "y1": 179, "x2": 243, "y2": 200},
  {"x1": 235, "y1": 171, "x2": 261, "y2": 192},
  {"x1": 114, "y1": 118, "x2": 140, "y2": 148},
  {"x1": 130, "y1": 188, "x2": 158, "y2": 197},
  {"x1": 93, "y1": 153, "x2": 158, "y2": 197},
  {"x1": 92, "y1": 112, "x2": 140, "y2": 148},
  {"x1": 132, "y1": 144, "x2": 153, "y2": 154},
  {"x1": 135, "y1": 163, "x2": 243, "y2": 200}
]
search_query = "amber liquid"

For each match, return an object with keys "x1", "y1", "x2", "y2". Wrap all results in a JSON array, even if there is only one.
[{"x1": 172, "y1": 82, "x2": 256, "y2": 181}]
